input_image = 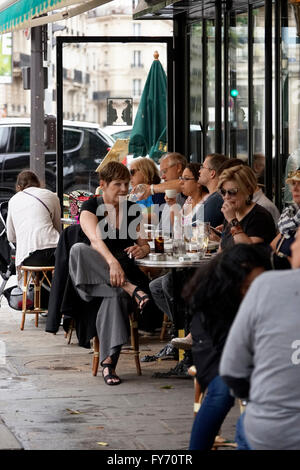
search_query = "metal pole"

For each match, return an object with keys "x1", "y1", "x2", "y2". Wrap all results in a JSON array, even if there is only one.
[
  {"x1": 215, "y1": 0, "x2": 222, "y2": 153},
  {"x1": 56, "y1": 37, "x2": 64, "y2": 211},
  {"x1": 265, "y1": 0, "x2": 273, "y2": 200},
  {"x1": 30, "y1": 26, "x2": 45, "y2": 185}
]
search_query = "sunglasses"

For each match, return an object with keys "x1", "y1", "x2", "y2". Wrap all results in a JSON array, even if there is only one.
[
  {"x1": 130, "y1": 169, "x2": 138, "y2": 176},
  {"x1": 179, "y1": 176, "x2": 196, "y2": 181},
  {"x1": 219, "y1": 187, "x2": 239, "y2": 197}
]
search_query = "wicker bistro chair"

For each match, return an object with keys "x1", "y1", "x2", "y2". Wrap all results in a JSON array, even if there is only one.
[
  {"x1": 92, "y1": 309, "x2": 141, "y2": 377},
  {"x1": 20, "y1": 265, "x2": 55, "y2": 331}
]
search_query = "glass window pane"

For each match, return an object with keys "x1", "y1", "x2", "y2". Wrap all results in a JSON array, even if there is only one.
[
  {"x1": 189, "y1": 22, "x2": 202, "y2": 162},
  {"x1": 253, "y1": 7, "x2": 266, "y2": 187},
  {"x1": 207, "y1": 20, "x2": 215, "y2": 155},
  {"x1": 228, "y1": 12, "x2": 248, "y2": 160}
]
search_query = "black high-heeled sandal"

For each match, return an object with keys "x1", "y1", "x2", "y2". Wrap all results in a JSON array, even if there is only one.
[
  {"x1": 101, "y1": 361, "x2": 122, "y2": 386},
  {"x1": 132, "y1": 286, "x2": 150, "y2": 311}
]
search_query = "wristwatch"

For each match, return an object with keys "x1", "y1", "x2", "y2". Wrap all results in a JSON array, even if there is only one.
[
  {"x1": 229, "y1": 217, "x2": 240, "y2": 227},
  {"x1": 150, "y1": 184, "x2": 155, "y2": 195}
]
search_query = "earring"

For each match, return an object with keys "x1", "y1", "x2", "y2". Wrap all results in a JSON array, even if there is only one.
[{"x1": 246, "y1": 195, "x2": 252, "y2": 205}]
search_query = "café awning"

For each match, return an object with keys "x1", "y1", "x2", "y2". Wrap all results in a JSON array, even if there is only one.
[{"x1": 0, "y1": 0, "x2": 112, "y2": 34}]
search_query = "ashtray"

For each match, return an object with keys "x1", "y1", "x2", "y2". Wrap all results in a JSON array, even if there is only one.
[{"x1": 149, "y1": 253, "x2": 166, "y2": 261}]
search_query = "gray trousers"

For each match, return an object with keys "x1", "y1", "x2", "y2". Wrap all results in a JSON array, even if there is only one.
[
  {"x1": 149, "y1": 272, "x2": 174, "y2": 321},
  {"x1": 69, "y1": 243, "x2": 131, "y2": 363}
]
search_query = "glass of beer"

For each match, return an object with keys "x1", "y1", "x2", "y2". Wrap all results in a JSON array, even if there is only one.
[{"x1": 154, "y1": 229, "x2": 164, "y2": 253}]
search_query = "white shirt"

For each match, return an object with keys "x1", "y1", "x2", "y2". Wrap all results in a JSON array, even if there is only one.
[
  {"x1": 6, "y1": 187, "x2": 61, "y2": 267},
  {"x1": 252, "y1": 189, "x2": 280, "y2": 227}
]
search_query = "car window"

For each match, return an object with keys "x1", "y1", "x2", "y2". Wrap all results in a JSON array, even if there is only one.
[
  {"x1": 111, "y1": 130, "x2": 132, "y2": 140},
  {"x1": 0, "y1": 126, "x2": 9, "y2": 152},
  {"x1": 63, "y1": 129, "x2": 82, "y2": 150},
  {"x1": 14, "y1": 127, "x2": 30, "y2": 153}
]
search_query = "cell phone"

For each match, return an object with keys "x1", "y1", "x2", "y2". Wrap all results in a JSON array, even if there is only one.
[{"x1": 210, "y1": 226, "x2": 222, "y2": 237}]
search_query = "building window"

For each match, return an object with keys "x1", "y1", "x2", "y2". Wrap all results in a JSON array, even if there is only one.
[
  {"x1": 133, "y1": 23, "x2": 141, "y2": 36},
  {"x1": 133, "y1": 50, "x2": 142, "y2": 67},
  {"x1": 133, "y1": 79, "x2": 142, "y2": 96}
]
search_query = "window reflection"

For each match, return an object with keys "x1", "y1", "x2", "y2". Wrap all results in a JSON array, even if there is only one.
[{"x1": 228, "y1": 12, "x2": 248, "y2": 161}]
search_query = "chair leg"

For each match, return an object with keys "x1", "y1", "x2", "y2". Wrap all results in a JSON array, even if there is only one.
[
  {"x1": 34, "y1": 272, "x2": 40, "y2": 328},
  {"x1": 92, "y1": 336, "x2": 100, "y2": 376},
  {"x1": 160, "y1": 313, "x2": 171, "y2": 341},
  {"x1": 129, "y1": 312, "x2": 141, "y2": 376},
  {"x1": 66, "y1": 319, "x2": 75, "y2": 344},
  {"x1": 21, "y1": 270, "x2": 28, "y2": 331}
]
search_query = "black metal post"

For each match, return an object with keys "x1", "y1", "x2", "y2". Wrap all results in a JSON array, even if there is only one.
[
  {"x1": 202, "y1": 18, "x2": 208, "y2": 161},
  {"x1": 265, "y1": 0, "x2": 273, "y2": 200},
  {"x1": 56, "y1": 37, "x2": 64, "y2": 212},
  {"x1": 30, "y1": 26, "x2": 45, "y2": 185},
  {"x1": 248, "y1": 3, "x2": 254, "y2": 168},
  {"x1": 223, "y1": 10, "x2": 229, "y2": 158},
  {"x1": 275, "y1": 0, "x2": 282, "y2": 209}
]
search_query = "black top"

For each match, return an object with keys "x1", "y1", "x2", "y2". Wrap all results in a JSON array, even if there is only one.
[
  {"x1": 221, "y1": 203, "x2": 276, "y2": 250},
  {"x1": 80, "y1": 196, "x2": 143, "y2": 258}
]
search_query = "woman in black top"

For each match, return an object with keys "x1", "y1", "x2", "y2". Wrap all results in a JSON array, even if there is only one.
[
  {"x1": 217, "y1": 165, "x2": 276, "y2": 250},
  {"x1": 70, "y1": 161, "x2": 151, "y2": 386}
]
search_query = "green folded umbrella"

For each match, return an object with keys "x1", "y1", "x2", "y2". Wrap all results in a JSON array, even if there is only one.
[{"x1": 128, "y1": 56, "x2": 167, "y2": 162}]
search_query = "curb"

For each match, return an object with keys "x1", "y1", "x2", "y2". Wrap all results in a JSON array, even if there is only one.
[{"x1": 0, "y1": 418, "x2": 23, "y2": 450}]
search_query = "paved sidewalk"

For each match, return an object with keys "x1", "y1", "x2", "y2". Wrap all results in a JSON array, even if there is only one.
[{"x1": 0, "y1": 277, "x2": 240, "y2": 450}]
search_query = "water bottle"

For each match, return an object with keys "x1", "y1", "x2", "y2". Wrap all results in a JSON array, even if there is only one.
[
  {"x1": 128, "y1": 183, "x2": 147, "y2": 202},
  {"x1": 173, "y1": 216, "x2": 186, "y2": 258}
]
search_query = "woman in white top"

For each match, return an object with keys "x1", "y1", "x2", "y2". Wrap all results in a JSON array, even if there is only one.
[
  {"x1": 6, "y1": 170, "x2": 61, "y2": 271},
  {"x1": 165, "y1": 162, "x2": 209, "y2": 229}
]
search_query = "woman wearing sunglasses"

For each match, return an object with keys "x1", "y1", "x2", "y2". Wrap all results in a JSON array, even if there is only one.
[
  {"x1": 217, "y1": 165, "x2": 276, "y2": 250},
  {"x1": 129, "y1": 158, "x2": 165, "y2": 220}
]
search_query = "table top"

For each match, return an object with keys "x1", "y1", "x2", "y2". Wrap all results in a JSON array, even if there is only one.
[{"x1": 135, "y1": 253, "x2": 214, "y2": 268}]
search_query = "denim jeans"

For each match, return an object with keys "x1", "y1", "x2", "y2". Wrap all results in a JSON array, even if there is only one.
[
  {"x1": 189, "y1": 374, "x2": 235, "y2": 450},
  {"x1": 235, "y1": 412, "x2": 252, "y2": 450}
]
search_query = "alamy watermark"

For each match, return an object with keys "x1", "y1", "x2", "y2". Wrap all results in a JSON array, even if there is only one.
[
  {"x1": 291, "y1": 340, "x2": 300, "y2": 365},
  {"x1": 95, "y1": 200, "x2": 205, "y2": 240}
]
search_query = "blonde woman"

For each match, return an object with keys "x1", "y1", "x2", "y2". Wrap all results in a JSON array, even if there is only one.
[
  {"x1": 129, "y1": 157, "x2": 165, "y2": 223},
  {"x1": 217, "y1": 165, "x2": 276, "y2": 250}
]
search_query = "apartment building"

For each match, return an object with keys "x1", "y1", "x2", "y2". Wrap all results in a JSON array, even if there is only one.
[{"x1": 0, "y1": 0, "x2": 172, "y2": 127}]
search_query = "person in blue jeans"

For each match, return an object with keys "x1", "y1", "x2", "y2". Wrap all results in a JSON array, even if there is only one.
[{"x1": 183, "y1": 243, "x2": 272, "y2": 450}]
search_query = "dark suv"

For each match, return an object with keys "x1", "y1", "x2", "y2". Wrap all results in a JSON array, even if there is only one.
[{"x1": 0, "y1": 118, "x2": 115, "y2": 201}]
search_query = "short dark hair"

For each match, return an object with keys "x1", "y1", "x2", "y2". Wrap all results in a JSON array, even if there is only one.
[
  {"x1": 206, "y1": 153, "x2": 228, "y2": 173},
  {"x1": 216, "y1": 158, "x2": 246, "y2": 177},
  {"x1": 16, "y1": 170, "x2": 40, "y2": 191},
  {"x1": 98, "y1": 161, "x2": 130, "y2": 184}
]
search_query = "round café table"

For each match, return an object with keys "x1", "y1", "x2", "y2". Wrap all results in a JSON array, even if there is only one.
[{"x1": 135, "y1": 253, "x2": 214, "y2": 334}]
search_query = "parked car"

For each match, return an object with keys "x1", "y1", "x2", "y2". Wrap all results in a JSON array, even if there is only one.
[
  {"x1": 0, "y1": 118, "x2": 115, "y2": 201},
  {"x1": 102, "y1": 125, "x2": 132, "y2": 141}
]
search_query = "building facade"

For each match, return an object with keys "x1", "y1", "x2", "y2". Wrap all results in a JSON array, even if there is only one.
[{"x1": 0, "y1": 0, "x2": 172, "y2": 127}]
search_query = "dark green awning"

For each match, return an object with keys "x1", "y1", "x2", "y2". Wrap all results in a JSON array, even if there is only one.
[{"x1": 0, "y1": 0, "x2": 112, "y2": 34}]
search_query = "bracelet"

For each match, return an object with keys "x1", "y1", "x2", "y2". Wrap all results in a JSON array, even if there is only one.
[{"x1": 150, "y1": 184, "x2": 155, "y2": 195}]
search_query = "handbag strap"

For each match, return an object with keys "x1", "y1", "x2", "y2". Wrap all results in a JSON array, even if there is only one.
[{"x1": 23, "y1": 190, "x2": 51, "y2": 215}]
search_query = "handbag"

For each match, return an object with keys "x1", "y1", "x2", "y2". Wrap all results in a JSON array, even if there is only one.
[{"x1": 3, "y1": 285, "x2": 34, "y2": 311}]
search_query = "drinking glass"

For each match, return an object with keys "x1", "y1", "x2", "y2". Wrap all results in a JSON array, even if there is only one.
[{"x1": 154, "y1": 229, "x2": 164, "y2": 253}]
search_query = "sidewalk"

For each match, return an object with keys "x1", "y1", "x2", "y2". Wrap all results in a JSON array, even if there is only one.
[{"x1": 0, "y1": 277, "x2": 240, "y2": 451}]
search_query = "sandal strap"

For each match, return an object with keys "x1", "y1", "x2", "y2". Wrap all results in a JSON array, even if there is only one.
[{"x1": 132, "y1": 286, "x2": 149, "y2": 303}]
